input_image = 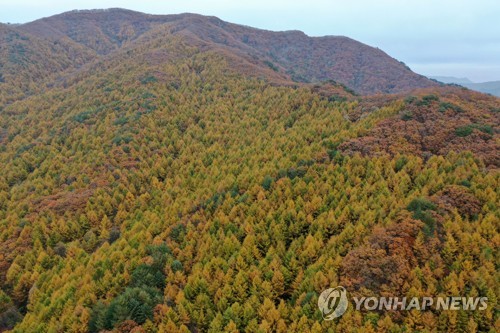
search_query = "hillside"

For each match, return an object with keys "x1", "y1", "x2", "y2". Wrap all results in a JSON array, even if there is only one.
[
  {"x1": 12, "y1": 8, "x2": 437, "y2": 95},
  {"x1": 18, "y1": 9, "x2": 179, "y2": 55},
  {"x1": 340, "y1": 87, "x2": 500, "y2": 166},
  {"x1": 0, "y1": 8, "x2": 498, "y2": 333},
  {"x1": 0, "y1": 23, "x2": 95, "y2": 104}
]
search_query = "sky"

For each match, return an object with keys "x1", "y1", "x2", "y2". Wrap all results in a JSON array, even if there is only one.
[{"x1": 1, "y1": 0, "x2": 499, "y2": 82}]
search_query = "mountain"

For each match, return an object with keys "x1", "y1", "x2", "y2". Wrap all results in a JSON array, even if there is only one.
[
  {"x1": 0, "y1": 8, "x2": 498, "y2": 333},
  {"x1": 429, "y1": 76, "x2": 474, "y2": 84},
  {"x1": 463, "y1": 81, "x2": 500, "y2": 97},
  {"x1": 0, "y1": 22, "x2": 95, "y2": 104},
  {"x1": 430, "y1": 76, "x2": 500, "y2": 97},
  {"x1": 9, "y1": 8, "x2": 437, "y2": 95},
  {"x1": 18, "y1": 9, "x2": 179, "y2": 54}
]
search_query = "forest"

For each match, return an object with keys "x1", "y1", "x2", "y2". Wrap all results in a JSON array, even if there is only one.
[{"x1": 0, "y1": 9, "x2": 499, "y2": 333}]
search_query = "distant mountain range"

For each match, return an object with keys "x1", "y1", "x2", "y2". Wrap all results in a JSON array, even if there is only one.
[
  {"x1": 430, "y1": 76, "x2": 500, "y2": 97},
  {"x1": 430, "y1": 76, "x2": 474, "y2": 84}
]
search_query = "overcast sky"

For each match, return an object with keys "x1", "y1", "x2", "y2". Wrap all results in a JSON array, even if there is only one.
[{"x1": 1, "y1": 0, "x2": 499, "y2": 82}]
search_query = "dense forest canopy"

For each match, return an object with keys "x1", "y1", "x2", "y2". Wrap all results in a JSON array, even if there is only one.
[{"x1": 0, "y1": 8, "x2": 498, "y2": 333}]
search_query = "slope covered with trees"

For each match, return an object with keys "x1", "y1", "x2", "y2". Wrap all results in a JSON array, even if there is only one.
[
  {"x1": 13, "y1": 8, "x2": 437, "y2": 95},
  {"x1": 0, "y1": 23, "x2": 95, "y2": 105},
  {"x1": 0, "y1": 8, "x2": 498, "y2": 333},
  {"x1": 340, "y1": 88, "x2": 500, "y2": 167}
]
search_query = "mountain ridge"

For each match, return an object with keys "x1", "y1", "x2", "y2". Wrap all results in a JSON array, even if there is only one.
[
  {"x1": 464, "y1": 80, "x2": 500, "y2": 96},
  {"x1": 5, "y1": 8, "x2": 438, "y2": 95},
  {"x1": 429, "y1": 76, "x2": 500, "y2": 97}
]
